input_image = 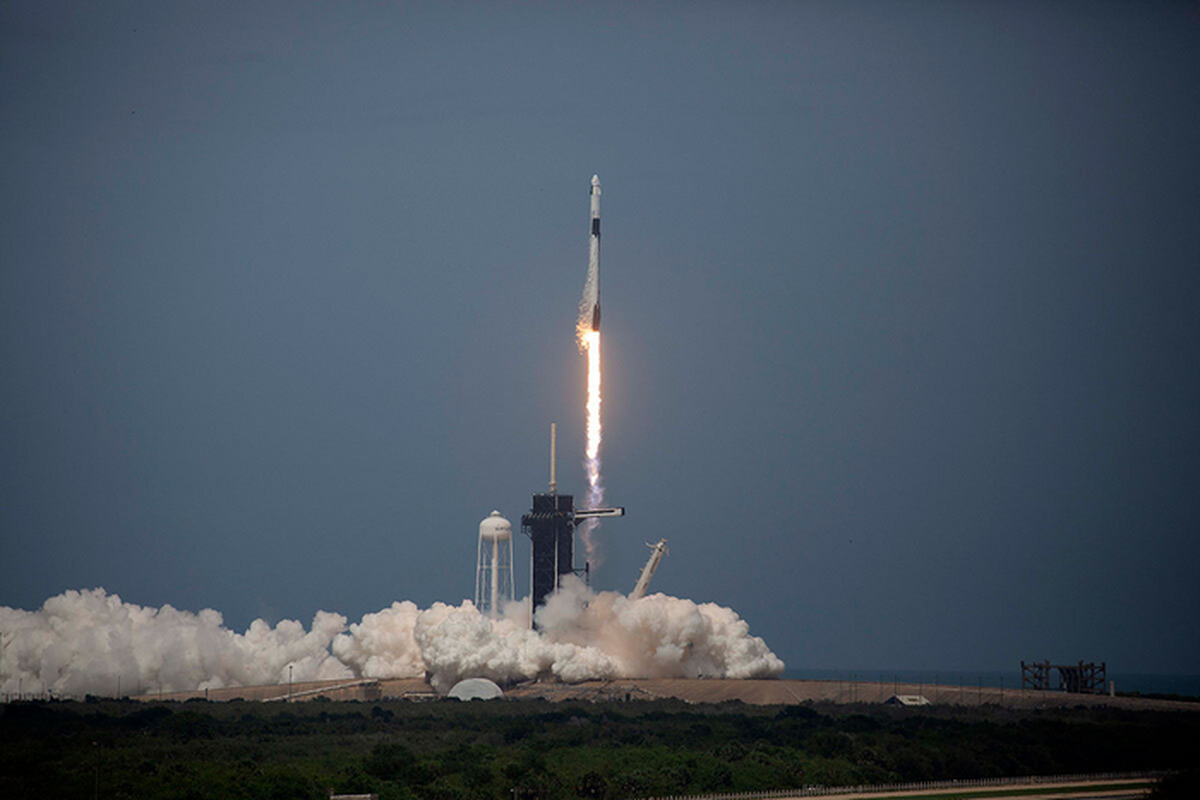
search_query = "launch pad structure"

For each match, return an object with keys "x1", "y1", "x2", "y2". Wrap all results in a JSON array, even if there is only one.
[
  {"x1": 522, "y1": 491, "x2": 578, "y2": 615},
  {"x1": 1021, "y1": 660, "x2": 1108, "y2": 694},
  {"x1": 522, "y1": 424, "x2": 623, "y2": 627}
]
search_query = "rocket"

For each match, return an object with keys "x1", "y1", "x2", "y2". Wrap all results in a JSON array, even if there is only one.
[
  {"x1": 577, "y1": 174, "x2": 602, "y2": 334},
  {"x1": 588, "y1": 174, "x2": 601, "y2": 331}
]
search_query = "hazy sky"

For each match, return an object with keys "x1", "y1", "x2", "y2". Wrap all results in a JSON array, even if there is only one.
[{"x1": 3, "y1": 1, "x2": 1198, "y2": 675}]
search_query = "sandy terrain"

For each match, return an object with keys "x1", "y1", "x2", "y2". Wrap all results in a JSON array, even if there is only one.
[{"x1": 133, "y1": 676, "x2": 1198, "y2": 713}]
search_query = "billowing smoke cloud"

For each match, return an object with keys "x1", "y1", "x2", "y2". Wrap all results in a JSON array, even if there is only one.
[{"x1": 0, "y1": 579, "x2": 784, "y2": 697}]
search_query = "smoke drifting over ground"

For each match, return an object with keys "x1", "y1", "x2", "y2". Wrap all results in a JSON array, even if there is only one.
[{"x1": 1, "y1": 580, "x2": 784, "y2": 696}]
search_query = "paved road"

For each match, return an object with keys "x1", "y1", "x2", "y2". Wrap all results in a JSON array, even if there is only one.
[{"x1": 771, "y1": 778, "x2": 1154, "y2": 800}]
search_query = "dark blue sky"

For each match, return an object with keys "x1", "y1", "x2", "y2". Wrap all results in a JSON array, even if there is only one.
[{"x1": 3, "y1": 1, "x2": 1198, "y2": 674}]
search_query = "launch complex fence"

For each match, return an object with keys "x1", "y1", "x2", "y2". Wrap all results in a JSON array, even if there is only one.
[{"x1": 632, "y1": 771, "x2": 1166, "y2": 800}]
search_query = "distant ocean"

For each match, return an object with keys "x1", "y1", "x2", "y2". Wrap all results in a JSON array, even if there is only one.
[{"x1": 781, "y1": 668, "x2": 1200, "y2": 699}]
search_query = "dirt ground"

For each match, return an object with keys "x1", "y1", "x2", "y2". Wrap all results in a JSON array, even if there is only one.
[{"x1": 134, "y1": 675, "x2": 1199, "y2": 712}]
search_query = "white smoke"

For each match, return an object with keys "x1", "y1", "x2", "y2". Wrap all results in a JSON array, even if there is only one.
[
  {"x1": 0, "y1": 589, "x2": 353, "y2": 697},
  {"x1": 0, "y1": 581, "x2": 784, "y2": 697}
]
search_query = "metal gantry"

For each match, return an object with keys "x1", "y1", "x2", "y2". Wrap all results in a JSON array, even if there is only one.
[{"x1": 1021, "y1": 660, "x2": 1108, "y2": 694}]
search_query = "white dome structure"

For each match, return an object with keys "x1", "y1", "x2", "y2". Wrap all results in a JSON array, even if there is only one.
[
  {"x1": 447, "y1": 678, "x2": 504, "y2": 701},
  {"x1": 475, "y1": 510, "x2": 514, "y2": 617}
]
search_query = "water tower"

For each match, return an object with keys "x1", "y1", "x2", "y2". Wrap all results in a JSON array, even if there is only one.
[{"x1": 475, "y1": 510, "x2": 514, "y2": 617}]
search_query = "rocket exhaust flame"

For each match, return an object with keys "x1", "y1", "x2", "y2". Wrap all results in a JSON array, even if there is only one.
[
  {"x1": 580, "y1": 330, "x2": 603, "y2": 565},
  {"x1": 578, "y1": 175, "x2": 604, "y2": 565}
]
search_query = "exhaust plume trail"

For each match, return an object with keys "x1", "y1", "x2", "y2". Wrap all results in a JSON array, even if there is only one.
[
  {"x1": 579, "y1": 329, "x2": 603, "y2": 565},
  {"x1": 577, "y1": 174, "x2": 604, "y2": 566}
]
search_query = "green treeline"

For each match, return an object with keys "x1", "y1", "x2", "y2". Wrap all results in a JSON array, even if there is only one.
[{"x1": 0, "y1": 697, "x2": 1194, "y2": 799}]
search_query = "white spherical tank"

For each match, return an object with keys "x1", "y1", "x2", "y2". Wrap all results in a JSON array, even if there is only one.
[
  {"x1": 475, "y1": 511, "x2": 514, "y2": 618},
  {"x1": 479, "y1": 510, "x2": 512, "y2": 542}
]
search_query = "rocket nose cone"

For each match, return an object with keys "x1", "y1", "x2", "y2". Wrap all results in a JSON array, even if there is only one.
[{"x1": 591, "y1": 174, "x2": 600, "y2": 186}]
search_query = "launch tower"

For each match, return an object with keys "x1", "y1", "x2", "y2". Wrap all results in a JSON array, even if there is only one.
[
  {"x1": 522, "y1": 491, "x2": 577, "y2": 616},
  {"x1": 522, "y1": 424, "x2": 624, "y2": 628}
]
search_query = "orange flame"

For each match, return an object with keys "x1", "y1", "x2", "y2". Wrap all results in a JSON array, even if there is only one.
[{"x1": 579, "y1": 328, "x2": 604, "y2": 564}]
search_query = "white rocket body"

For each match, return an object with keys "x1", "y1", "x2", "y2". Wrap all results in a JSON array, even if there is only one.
[
  {"x1": 585, "y1": 174, "x2": 601, "y2": 331},
  {"x1": 630, "y1": 539, "x2": 668, "y2": 600}
]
